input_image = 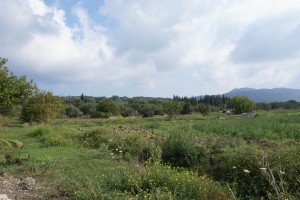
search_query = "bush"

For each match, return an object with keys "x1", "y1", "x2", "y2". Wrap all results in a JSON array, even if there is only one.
[
  {"x1": 21, "y1": 91, "x2": 64, "y2": 123},
  {"x1": 65, "y1": 105, "x2": 83, "y2": 118},
  {"x1": 203, "y1": 144, "x2": 300, "y2": 199},
  {"x1": 79, "y1": 128, "x2": 111, "y2": 149},
  {"x1": 161, "y1": 131, "x2": 207, "y2": 168},
  {"x1": 111, "y1": 162, "x2": 231, "y2": 200}
]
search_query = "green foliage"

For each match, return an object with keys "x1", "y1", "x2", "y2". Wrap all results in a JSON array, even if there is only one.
[
  {"x1": 28, "y1": 126, "x2": 52, "y2": 137},
  {"x1": 0, "y1": 58, "x2": 38, "y2": 115},
  {"x1": 196, "y1": 103, "x2": 211, "y2": 116},
  {"x1": 28, "y1": 126, "x2": 72, "y2": 147},
  {"x1": 0, "y1": 115, "x2": 10, "y2": 127},
  {"x1": 227, "y1": 96, "x2": 256, "y2": 114},
  {"x1": 65, "y1": 104, "x2": 83, "y2": 118},
  {"x1": 111, "y1": 162, "x2": 231, "y2": 200},
  {"x1": 161, "y1": 131, "x2": 207, "y2": 168},
  {"x1": 120, "y1": 104, "x2": 136, "y2": 117},
  {"x1": 162, "y1": 100, "x2": 183, "y2": 117},
  {"x1": 181, "y1": 102, "x2": 192, "y2": 115},
  {"x1": 79, "y1": 128, "x2": 111, "y2": 149},
  {"x1": 79, "y1": 128, "x2": 151, "y2": 160},
  {"x1": 1, "y1": 111, "x2": 300, "y2": 199},
  {"x1": 21, "y1": 91, "x2": 64, "y2": 123},
  {"x1": 96, "y1": 99, "x2": 120, "y2": 118},
  {"x1": 79, "y1": 102, "x2": 96, "y2": 116}
]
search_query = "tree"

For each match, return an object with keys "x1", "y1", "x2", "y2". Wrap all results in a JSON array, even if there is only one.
[
  {"x1": 181, "y1": 102, "x2": 192, "y2": 115},
  {"x1": 65, "y1": 104, "x2": 83, "y2": 118},
  {"x1": 162, "y1": 100, "x2": 183, "y2": 117},
  {"x1": 94, "y1": 99, "x2": 120, "y2": 118},
  {"x1": 227, "y1": 96, "x2": 256, "y2": 114},
  {"x1": 21, "y1": 91, "x2": 64, "y2": 123},
  {"x1": 0, "y1": 58, "x2": 38, "y2": 114},
  {"x1": 196, "y1": 103, "x2": 211, "y2": 116}
]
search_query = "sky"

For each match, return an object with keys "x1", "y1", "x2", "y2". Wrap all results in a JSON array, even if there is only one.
[{"x1": 1, "y1": 0, "x2": 300, "y2": 97}]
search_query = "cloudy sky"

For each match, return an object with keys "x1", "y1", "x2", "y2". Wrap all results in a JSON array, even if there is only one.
[{"x1": 1, "y1": 0, "x2": 300, "y2": 97}]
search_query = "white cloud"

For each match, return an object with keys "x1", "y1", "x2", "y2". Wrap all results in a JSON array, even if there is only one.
[{"x1": 1, "y1": 0, "x2": 300, "y2": 96}]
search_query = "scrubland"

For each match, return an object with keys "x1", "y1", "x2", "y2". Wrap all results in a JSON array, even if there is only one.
[{"x1": 1, "y1": 111, "x2": 299, "y2": 199}]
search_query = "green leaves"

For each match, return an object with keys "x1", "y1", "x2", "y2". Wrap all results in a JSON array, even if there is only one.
[
  {"x1": 0, "y1": 57, "x2": 38, "y2": 114},
  {"x1": 162, "y1": 100, "x2": 183, "y2": 117},
  {"x1": 21, "y1": 91, "x2": 64, "y2": 123},
  {"x1": 227, "y1": 96, "x2": 256, "y2": 114}
]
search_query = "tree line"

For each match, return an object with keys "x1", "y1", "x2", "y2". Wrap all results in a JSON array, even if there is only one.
[{"x1": 1, "y1": 57, "x2": 299, "y2": 124}]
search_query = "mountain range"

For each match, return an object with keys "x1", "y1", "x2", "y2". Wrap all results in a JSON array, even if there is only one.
[{"x1": 224, "y1": 88, "x2": 300, "y2": 103}]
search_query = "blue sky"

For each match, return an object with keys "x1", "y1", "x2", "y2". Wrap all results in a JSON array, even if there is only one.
[{"x1": 1, "y1": 0, "x2": 300, "y2": 97}]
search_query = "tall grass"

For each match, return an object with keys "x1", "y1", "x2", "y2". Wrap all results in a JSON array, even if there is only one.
[{"x1": 0, "y1": 115, "x2": 10, "y2": 127}]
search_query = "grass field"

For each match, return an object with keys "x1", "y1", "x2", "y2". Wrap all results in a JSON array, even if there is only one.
[{"x1": 1, "y1": 111, "x2": 300, "y2": 199}]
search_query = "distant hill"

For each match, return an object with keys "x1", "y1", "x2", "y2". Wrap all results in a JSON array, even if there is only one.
[{"x1": 225, "y1": 88, "x2": 300, "y2": 103}]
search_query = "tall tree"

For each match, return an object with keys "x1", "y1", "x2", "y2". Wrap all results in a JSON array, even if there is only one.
[{"x1": 0, "y1": 58, "x2": 38, "y2": 114}]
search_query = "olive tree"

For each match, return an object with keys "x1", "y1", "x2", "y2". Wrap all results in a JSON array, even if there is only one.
[{"x1": 227, "y1": 96, "x2": 256, "y2": 114}]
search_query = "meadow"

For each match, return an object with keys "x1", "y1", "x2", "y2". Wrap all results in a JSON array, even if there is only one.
[{"x1": 0, "y1": 111, "x2": 299, "y2": 199}]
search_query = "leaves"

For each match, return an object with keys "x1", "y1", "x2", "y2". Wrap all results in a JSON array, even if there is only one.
[
  {"x1": 0, "y1": 57, "x2": 38, "y2": 114},
  {"x1": 227, "y1": 96, "x2": 256, "y2": 114},
  {"x1": 21, "y1": 91, "x2": 64, "y2": 123}
]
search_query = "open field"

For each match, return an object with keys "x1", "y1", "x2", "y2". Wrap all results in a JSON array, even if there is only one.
[{"x1": 1, "y1": 111, "x2": 300, "y2": 199}]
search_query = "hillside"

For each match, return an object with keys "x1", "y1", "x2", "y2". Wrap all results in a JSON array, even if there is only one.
[{"x1": 225, "y1": 88, "x2": 300, "y2": 102}]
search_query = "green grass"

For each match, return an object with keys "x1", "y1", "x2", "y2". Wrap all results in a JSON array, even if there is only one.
[{"x1": 0, "y1": 111, "x2": 300, "y2": 199}]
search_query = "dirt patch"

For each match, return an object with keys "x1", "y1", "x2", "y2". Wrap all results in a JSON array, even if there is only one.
[{"x1": 0, "y1": 173, "x2": 44, "y2": 200}]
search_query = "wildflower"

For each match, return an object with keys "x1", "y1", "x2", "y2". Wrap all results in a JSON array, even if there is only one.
[
  {"x1": 259, "y1": 167, "x2": 267, "y2": 171},
  {"x1": 243, "y1": 169, "x2": 251, "y2": 173},
  {"x1": 232, "y1": 166, "x2": 236, "y2": 169}
]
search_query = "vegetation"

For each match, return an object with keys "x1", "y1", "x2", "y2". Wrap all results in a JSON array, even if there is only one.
[
  {"x1": 21, "y1": 91, "x2": 64, "y2": 123},
  {"x1": 227, "y1": 95, "x2": 256, "y2": 114},
  {"x1": 1, "y1": 111, "x2": 300, "y2": 199},
  {"x1": 162, "y1": 100, "x2": 184, "y2": 117},
  {"x1": 2, "y1": 57, "x2": 300, "y2": 199},
  {"x1": 0, "y1": 58, "x2": 38, "y2": 115}
]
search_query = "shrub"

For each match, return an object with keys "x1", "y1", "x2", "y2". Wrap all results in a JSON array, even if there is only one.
[
  {"x1": 79, "y1": 128, "x2": 111, "y2": 149},
  {"x1": 161, "y1": 131, "x2": 207, "y2": 168},
  {"x1": 111, "y1": 162, "x2": 231, "y2": 200},
  {"x1": 21, "y1": 91, "x2": 64, "y2": 123},
  {"x1": 65, "y1": 105, "x2": 83, "y2": 118}
]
